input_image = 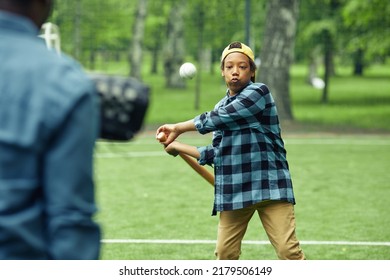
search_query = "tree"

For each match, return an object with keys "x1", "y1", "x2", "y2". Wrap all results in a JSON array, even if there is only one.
[
  {"x1": 194, "y1": 2, "x2": 205, "y2": 110},
  {"x1": 321, "y1": 0, "x2": 341, "y2": 103},
  {"x1": 144, "y1": 1, "x2": 169, "y2": 75},
  {"x1": 50, "y1": 0, "x2": 136, "y2": 69},
  {"x1": 342, "y1": 0, "x2": 390, "y2": 75},
  {"x1": 163, "y1": 0, "x2": 186, "y2": 88},
  {"x1": 129, "y1": 0, "x2": 148, "y2": 80},
  {"x1": 295, "y1": 0, "x2": 341, "y2": 103},
  {"x1": 295, "y1": 0, "x2": 389, "y2": 103},
  {"x1": 258, "y1": 0, "x2": 300, "y2": 121}
]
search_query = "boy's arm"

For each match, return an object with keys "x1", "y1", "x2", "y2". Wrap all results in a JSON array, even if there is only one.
[{"x1": 165, "y1": 141, "x2": 200, "y2": 159}]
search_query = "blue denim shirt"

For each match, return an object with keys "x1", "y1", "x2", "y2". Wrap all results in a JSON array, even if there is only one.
[
  {"x1": 0, "y1": 11, "x2": 100, "y2": 259},
  {"x1": 194, "y1": 82, "x2": 295, "y2": 215}
]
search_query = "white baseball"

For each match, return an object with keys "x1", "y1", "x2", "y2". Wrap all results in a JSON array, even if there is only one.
[{"x1": 179, "y1": 62, "x2": 197, "y2": 79}]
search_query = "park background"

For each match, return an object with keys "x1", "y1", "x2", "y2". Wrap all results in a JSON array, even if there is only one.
[{"x1": 48, "y1": 0, "x2": 389, "y2": 259}]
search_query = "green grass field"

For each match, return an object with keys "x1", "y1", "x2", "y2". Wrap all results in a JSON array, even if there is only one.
[
  {"x1": 94, "y1": 133, "x2": 390, "y2": 260},
  {"x1": 91, "y1": 61, "x2": 390, "y2": 260}
]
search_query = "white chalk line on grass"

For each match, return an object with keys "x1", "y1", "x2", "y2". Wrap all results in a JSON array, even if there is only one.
[
  {"x1": 101, "y1": 239, "x2": 390, "y2": 247},
  {"x1": 95, "y1": 138, "x2": 390, "y2": 158},
  {"x1": 284, "y1": 139, "x2": 390, "y2": 145},
  {"x1": 96, "y1": 151, "x2": 166, "y2": 158}
]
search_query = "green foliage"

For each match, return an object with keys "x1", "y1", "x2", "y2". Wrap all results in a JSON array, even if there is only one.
[
  {"x1": 49, "y1": 0, "x2": 268, "y2": 67},
  {"x1": 183, "y1": 0, "x2": 266, "y2": 61},
  {"x1": 144, "y1": 1, "x2": 170, "y2": 53},
  {"x1": 296, "y1": 0, "x2": 343, "y2": 62},
  {"x1": 296, "y1": 0, "x2": 389, "y2": 65},
  {"x1": 301, "y1": 19, "x2": 337, "y2": 44},
  {"x1": 50, "y1": 0, "x2": 389, "y2": 73},
  {"x1": 342, "y1": 0, "x2": 390, "y2": 58},
  {"x1": 50, "y1": 0, "x2": 136, "y2": 62}
]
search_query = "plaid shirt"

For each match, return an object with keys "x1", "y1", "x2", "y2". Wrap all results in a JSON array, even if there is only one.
[{"x1": 194, "y1": 82, "x2": 295, "y2": 215}]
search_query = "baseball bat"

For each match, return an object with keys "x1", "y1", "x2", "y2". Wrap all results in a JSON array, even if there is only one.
[
  {"x1": 157, "y1": 132, "x2": 214, "y2": 187},
  {"x1": 178, "y1": 153, "x2": 214, "y2": 186}
]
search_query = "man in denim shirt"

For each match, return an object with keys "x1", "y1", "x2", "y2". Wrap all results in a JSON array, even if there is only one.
[
  {"x1": 0, "y1": 0, "x2": 100, "y2": 259},
  {"x1": 157, "y1": 42, "x2": 305, "y2": 260}
]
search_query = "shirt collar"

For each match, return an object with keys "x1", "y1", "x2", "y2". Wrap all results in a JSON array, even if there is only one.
[
  {"x1": 0, "y1": 10, "x2": 39, "y2": 36},
  {"x1": 225, "y1": 81, "x2": 253, "y2": 99}
]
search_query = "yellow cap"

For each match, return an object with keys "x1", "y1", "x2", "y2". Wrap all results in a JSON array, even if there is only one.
[{"x1": 221, "y1": 42, "x2": 255, "y2": 63}]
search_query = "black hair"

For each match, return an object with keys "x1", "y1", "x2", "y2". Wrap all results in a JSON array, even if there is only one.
[
  {"x1": 228, "y1": 41, "x2": 243, "y2": 50},
  {"x1": 0, "y1": 0, "x2": 32, "y2": 11}
]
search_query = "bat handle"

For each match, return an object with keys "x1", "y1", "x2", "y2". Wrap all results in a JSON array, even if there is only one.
[{"x1": 179, "y1": 153, "x2": 215, "y2": 186}]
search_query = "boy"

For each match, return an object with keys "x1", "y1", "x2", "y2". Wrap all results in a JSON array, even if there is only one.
[{"x1": 156, "y1": 42, "x2": 304, "y2": 260}]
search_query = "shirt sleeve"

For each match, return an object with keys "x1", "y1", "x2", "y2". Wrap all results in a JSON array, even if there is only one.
[
  {"x1": 197, "y1": 130, "x2": 222, "y2": 166},
  {"x1": 194, "y1": 83, "x2": 271, "y2": 134},
  {"x1": 197, "y1": 145, "x2": 214, "y2": 165},
  {"x1": 42, "y1": 67, "x2": 101, "y2": 260}
]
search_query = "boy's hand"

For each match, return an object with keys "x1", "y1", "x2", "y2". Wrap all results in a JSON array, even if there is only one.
[{"x1": 156, "y1": 124, "x2": 179, "y2": 145}]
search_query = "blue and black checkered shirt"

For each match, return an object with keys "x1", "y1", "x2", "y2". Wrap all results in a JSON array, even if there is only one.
[{"x1": 194, "y1": 82, "x2": 296, "y2": 215}]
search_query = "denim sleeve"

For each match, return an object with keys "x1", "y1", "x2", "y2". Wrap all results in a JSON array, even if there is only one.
[{"x1": 43, "y1": 69, "x2": 101, "y2": 260}]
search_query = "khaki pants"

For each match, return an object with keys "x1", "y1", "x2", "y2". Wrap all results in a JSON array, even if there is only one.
[{"x1": 215, "y1": 200, "x2": 305, "y2": 260}]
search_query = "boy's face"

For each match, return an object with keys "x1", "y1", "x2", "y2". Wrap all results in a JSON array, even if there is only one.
[{"x1": 221, "y1": 52, "x2": 255, "y2": 95}]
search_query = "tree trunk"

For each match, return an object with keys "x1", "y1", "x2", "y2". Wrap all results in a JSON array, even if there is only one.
[
  {"x1": 129, "y1": 0, "x2": 148, "y2": 81},
  {"x1": 194, "y1": 6, "x2": 205, "y2": 110},
  {"x1": 73, "y1": 0, "x2": 82, "y2": 60},
  {"x1": 322, "y1": 29, "x2": 332, "y2": 103},
  {"x1": 150, "y1": 40, "x2": 159, "y2": 74},
  {"x1": 321, "y1": 0, "x2": 340, "y2": 103},
  {"x1": 353, "y1": 48, "x2": 364, "y2": 76},
  {"x1": 89, "y1": 49, "x2": 96, "y2": 70},
  {"x1": 164, "y1": 0, "x2": 186, "y2": 88},
  {"x1": 258, "y1": 0, "x2": 299, "y2": 121}
]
